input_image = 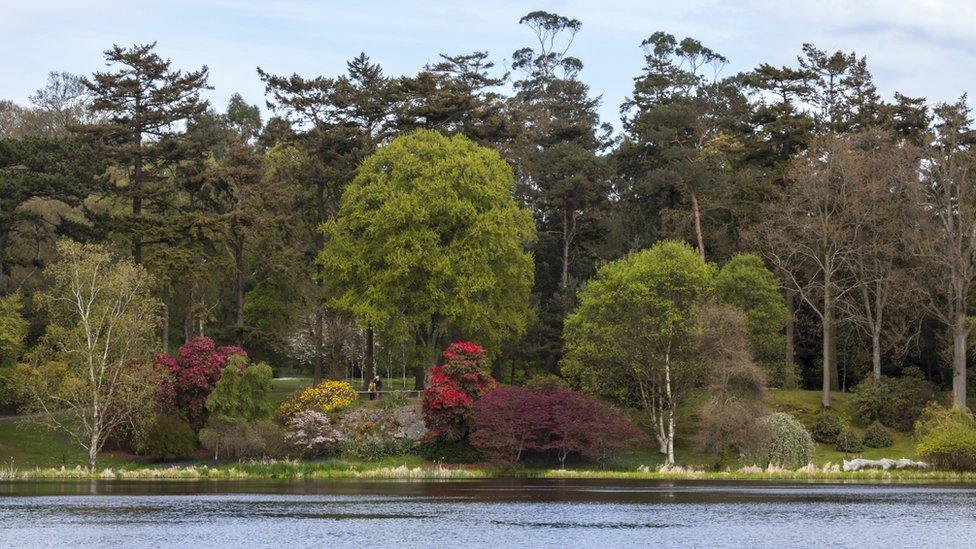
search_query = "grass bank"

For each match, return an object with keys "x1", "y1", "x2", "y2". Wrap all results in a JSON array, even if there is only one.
[
  {"x1": 0, "y1": 387, "x2": 946, "y2": 483},
  {"x1": 2, "y1": 459, "x2": 974, "y2": 483}
]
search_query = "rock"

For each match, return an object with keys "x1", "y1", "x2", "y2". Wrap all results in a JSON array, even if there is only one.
[
  {"x1": 337, "y1": 403, "x2": 427, "y2": 445},
  {"x1": 842, "y1": 458, "x2": 928, "y2": 471}
]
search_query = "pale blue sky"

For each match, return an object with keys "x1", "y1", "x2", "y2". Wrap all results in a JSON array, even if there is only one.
[{"x1": 4, "y1": 0, "x2": 976, "y2": 131}]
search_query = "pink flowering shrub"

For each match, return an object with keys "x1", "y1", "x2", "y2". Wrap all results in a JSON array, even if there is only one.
[
  {"x1": 284, "y1": 409, "x2": 347, "y2": 457},
  {"x1": 422, "y1": 341, "x2": 496, "y2": 441},
  {"x1": 154, "y1": 336, "x2": 247, "y2": 428}
]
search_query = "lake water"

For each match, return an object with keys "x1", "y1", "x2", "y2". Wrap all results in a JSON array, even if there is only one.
[{"x1": 1, "y1": 479, "x2": 974, "y2": 548}]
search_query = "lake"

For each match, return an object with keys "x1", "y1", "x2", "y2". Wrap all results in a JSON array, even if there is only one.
[{"x1": 1, "y1": 479, "x2": 974, "y2": 548}]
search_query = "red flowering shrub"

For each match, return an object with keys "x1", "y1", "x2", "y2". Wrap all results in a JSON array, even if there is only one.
[
  {"x1": 470, "y1": 386, "x2": 647, "y2": 466},
  {"x1": 154, "y1": 337, "x2": 247, "y2": 428},
  {"x1": 422, "y1": 341, "x2": 496, "y2": 441}
]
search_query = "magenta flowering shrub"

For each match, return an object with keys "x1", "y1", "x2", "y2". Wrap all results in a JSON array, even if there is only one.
[
  {"x1": 154, "y1": 336, "x2": 247, "y2": 428},
  {"x1": 422, "y1": 341, "x2": 496, "y2": 441}
]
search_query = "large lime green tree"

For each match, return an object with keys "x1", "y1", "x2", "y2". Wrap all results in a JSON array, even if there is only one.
[
  {"x1": 563, "y1": 240, "x2": 714, "y2": 464},
  {"x1": 318, "y1": 130, "x2": 536, "y2": 388}
]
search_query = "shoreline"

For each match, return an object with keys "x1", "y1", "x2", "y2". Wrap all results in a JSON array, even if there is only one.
[{"x1": 3, "y1": 461, "x2": 976, "y2": 483}]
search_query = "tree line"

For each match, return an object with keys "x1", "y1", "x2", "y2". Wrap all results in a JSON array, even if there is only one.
[{"x1": 3, "y1": 10, "x2": 976, "y2": 410}]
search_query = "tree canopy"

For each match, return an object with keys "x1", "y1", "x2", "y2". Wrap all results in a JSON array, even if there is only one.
[{"x1": 318, "y1": 129, "x2": 536, "y2": 387}]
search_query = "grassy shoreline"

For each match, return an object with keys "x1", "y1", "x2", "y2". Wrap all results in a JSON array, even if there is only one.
[{"x1": 3, "y1": 460, "x2": 976, "y2": 483}]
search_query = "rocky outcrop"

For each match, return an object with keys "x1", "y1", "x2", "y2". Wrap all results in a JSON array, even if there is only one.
[{"x1": 337, "y1": 403, "x2": 427, "y2": 445}]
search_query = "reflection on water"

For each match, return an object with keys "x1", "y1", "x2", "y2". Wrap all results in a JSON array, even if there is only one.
[{"x1": 1, "y1": 479, "x2": 975, "y2": 548}]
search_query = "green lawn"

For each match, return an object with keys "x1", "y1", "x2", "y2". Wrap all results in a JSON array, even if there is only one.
[
  {"x1": 769, "y1": 389, "x2": 918, "y2": 463},
  {"x1": 0, "y1": 417, "x2": 142, "y2": 469}
]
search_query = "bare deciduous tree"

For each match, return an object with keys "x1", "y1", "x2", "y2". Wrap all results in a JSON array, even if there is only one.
[
  {"x1": 914, "y1": 99, "x2": 976, "y2": 406},
  {"x1": 843, "y1": 131, "x2": 923, "y2": 379},
  {"x1": 753, "y1": 134, "x2": 865, "y2": 407}
]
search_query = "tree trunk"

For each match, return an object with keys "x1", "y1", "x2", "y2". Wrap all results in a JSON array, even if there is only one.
[
  {"x1": 664, "y1": 347, "x2": 675, "y2": 465},
  {"x1": 234, "y1": 237, "x2": 245, "y2": 346},
  {"x1": 87, "y1": 424, "x2": 99, "y2": 473},
  {"x1": 828, "y1": 321, "x2": 839, "y2": 391},
  {"x1": 689, "y1": 188, "x2": 705, "y2": 261},
  {"x1": 871, "y1": 327, "x2": 882, "y2": 380},
  {"x1": 132, "y1": 134, "x2": 143, "y2": 265},
  {"x1": 822, "y1": 295, "x2": 833, "y2": 408},
  {"x1": 952, "y1": 314, "x2": 968, "y2": 407},
  {"x1": 560, "y1": 208, "x2": 573, "y2": 290}
]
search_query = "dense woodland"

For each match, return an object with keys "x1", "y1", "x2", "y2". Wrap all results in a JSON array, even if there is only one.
[{"x1": 3, "y1": 9, "x2": 976, "y2": 422}]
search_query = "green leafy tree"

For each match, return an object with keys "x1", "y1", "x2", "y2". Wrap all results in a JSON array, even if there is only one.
[
  {"x1": 0, "y1": 293, "x2": 28, "y2": 367},
  {"x1": 25, "y1": 240, "x2": 161, "y2": 471},
  {"x1": 258, "y1": 53, "x2": 395, "y2": 382},
  {"x1": 205, "y1": 355, "x2": 274, "y2": 422},
  {"x1": 394, "y1": 51, "x2": 511, "y2": 145},
  {"x1": 715, "y1": 253, "x2": 789, "y2": 379},
  {"x1": 319, "y1": 130, "x2": 536, "y2": 388},
  {"x1": 562, "y1": 240, "x2": 714, "y2": 464},
  {"x1": 617, "y1": 32, "x2": 746, "y2": 259},
  {"x1": 508, "y1": 11, "x2": 612, "y2": 375},
  {"x1": 0, "y1": 137, "x2": 99, "y2": 290}
]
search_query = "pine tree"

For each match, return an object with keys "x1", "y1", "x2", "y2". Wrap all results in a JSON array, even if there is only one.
[{"x1": 82, "y1": 42, "x2": 210, "y2": 264}]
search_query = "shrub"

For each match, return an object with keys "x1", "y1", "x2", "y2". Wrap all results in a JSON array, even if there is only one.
[
  {"x1": 850, "y1": 368, "x2": 935, "y2": 431},
  {"x1": 746, "y1": 412, "x2": 814, "y2": 469},
  {"x1": 695, "y1": 306, "x2": 767, "y2": 456},
  {"x1": 917, "y1": 426, "x2": 976, "y2": 471},
  {"x1": 154, "y1": 336, "x2": 247, "y2": 428},
  {"x1": 284, "y1": 409, "x2": 346, "y2": 457},
  {"x1": 422, "y1": 341, "x2": 496, "y2": 441},
  {"x1": 835, "y1": 427, "x2": 864, "y2": 453},
  {"x1": 134, "y1": 414, "x2": 197, "y2": 460},
  {"x1": 379, "y1": 391, "x2": 409, "y2": 410},
  {"x1": 0, "y1": 364, "x2": 30, "y2": 413},
  {"x1": 199, "y1": 419, "x2": 287, "y2": 461},
  {"x1": 524, "y1": 373, "x2": 571, "y2": 391},
  {"x1": 769, "y1": 362, "x2": 800, "y2": 390},
  {"x1": 469, "y1": 386, "x2": 646, "y2": 467},
  {"x1": 418, "y1": 440, "x2": 482, "y2": 463},
  {"x1": 863, "y1": 421, "x2": 893, "y2": 448},
  {"x1": 206, "y1": 357, "x2": 274, "y2": 422},
  {"x1": 275, "y1": 380, "x2": 356, "y2": 424},
  {"x1": 810, "y1": 411, "x2": 844, "y2": 444},
  {"x1": 914, "y1": 403, "x2": 976, "y2": 438},
  {"x1": 914, "y1": 404, "x2": 976, "y2": 470},
  {"x1": 0, "y1": 294, "x2": 28, "y2": 368}
]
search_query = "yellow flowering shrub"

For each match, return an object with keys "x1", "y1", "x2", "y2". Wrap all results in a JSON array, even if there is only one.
[{"x1": 275, "y1": 380, "x2": 357, "y2": 423}]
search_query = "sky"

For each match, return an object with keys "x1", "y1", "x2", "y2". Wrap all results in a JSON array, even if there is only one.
[{"x1": 3, "y1": 0, "x2": 976, "y2": 131}]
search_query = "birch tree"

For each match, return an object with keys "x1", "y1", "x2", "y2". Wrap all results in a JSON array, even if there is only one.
[
  {"x1": 27, "y1": 240, "x2": 161, "y2": 471},
  {"x1": 562, "y1": 240, "x2": 713, "y2": 464}
]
